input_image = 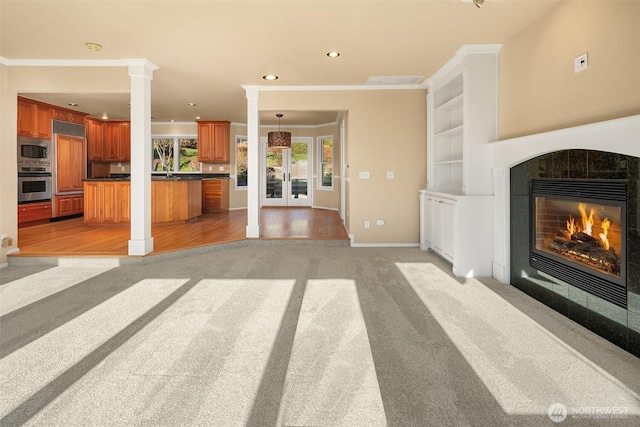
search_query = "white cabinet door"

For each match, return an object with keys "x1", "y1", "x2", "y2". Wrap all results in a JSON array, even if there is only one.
[
  {"x1": 443, "y1": 199, "x2": 455, "y2": 261},
  {"x1": 420, "y1": 193, "x2": 434, "y2": 249},
  {"x1": 432, "y1": 196, "x2": 455, "y2": 263},
  {"x1": 433, "y1": 198, "x2": 445, "y2": 254}
]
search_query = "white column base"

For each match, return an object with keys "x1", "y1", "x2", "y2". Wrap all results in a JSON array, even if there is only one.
[
  {"x1": 246, "y1": 225, "x2": 260, "y2": 239},
  {"x1": 128, "y1": 237, "x2": 154, "y2": 256}
]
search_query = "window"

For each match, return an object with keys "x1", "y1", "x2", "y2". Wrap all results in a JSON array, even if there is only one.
[
  {"x1": 152, "y1": 136, "x2": 199, "y2": 172},
  {"x1": 318, "y1": 135, "x2": 333, "y2": 189},
  {"x1": 236, "y1": 135, "x2": 248, "y2": 188}
]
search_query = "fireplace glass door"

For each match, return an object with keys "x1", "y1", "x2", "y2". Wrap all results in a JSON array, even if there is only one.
[{"x1": 534, "y1": 197, "x2": 622, "y2": 279}]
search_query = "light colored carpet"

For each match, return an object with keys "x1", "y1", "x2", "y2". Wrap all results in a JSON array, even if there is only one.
[{"x1": 1, "y1": 245, "x2": 639, "y2": 426}]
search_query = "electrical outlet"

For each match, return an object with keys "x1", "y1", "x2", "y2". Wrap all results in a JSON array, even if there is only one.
[
  {"x1": 364, "y1": 221, "x2": 370, "y2": 229},
  {"x1": 376, "y1": 219, "x2": 385, "y2": 226}
]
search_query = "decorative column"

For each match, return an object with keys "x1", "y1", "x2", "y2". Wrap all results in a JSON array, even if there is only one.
[
  {"x1": 242, "y1": 85, "x2": 260, "y2": 239},
  {"x1": 128, "y1": 59, "x2": 158, "y2": 256},
  {"x1": 243, "y1": 85, "x2": 261, "y2": 238}
]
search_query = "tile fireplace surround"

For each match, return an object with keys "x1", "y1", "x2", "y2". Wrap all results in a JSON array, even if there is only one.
[{"x1": 490, "y1": 115, "x2": 640, "y2": 356}]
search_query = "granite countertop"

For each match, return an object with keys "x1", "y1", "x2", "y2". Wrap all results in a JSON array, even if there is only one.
[{"x1": 84, "y1": 174, "x2": 230, "y2": 182}]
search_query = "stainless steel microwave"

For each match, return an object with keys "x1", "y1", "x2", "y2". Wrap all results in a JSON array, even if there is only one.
[{"x1": 17, "y1": 136, "x2": 51, "y2": 166}]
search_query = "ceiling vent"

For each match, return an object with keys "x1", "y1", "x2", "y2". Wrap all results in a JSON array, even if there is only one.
[{"x1": 366, "y1": 75, "x2": 424, "y2": 85}]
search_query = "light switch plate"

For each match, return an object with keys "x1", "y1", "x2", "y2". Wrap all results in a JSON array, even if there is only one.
[
  {"x1": 359, "y1": 171, "x2": 370, "y2": 179},
  {"x1": 387, "y1": 171, "x2": 395, "y2": 179}
]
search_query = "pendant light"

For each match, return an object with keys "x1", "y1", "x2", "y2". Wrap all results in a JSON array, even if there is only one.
[{"x1": 267, "y1": 114, "x2": 291, "y2": 149}]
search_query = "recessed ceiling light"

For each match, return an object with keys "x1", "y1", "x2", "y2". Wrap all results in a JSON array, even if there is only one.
[
  {"x1": 187, "y1": 102, "x2": 197, "y2": 106},
  {"x1": 263, "y1": 75, "x2": 278, "y2": 81},
  {"x1": 101, "y1": 113, "x2": 109, "y2": 120},
  {"x1": 85, "y1": 42, "x2": 102, "y2": 51},
  {"x1": 68, "y1": 102, "x2": 78, "y2": 107},
  {"x1": 170, "y1": 119, "x2": 175, "y2": 123},
  {"x1": 195, "y1": 116, "x2": 201, "y2": 120},
  {"x1": 327, "y1": 51, "x2": 340, "y2": 58}
]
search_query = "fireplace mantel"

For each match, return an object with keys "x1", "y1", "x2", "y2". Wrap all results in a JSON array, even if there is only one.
[{"x1": 489, "y1": 115, "x2": 640, "y2": 283}]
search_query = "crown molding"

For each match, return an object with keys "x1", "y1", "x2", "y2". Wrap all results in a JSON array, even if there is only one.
[
  {"x1": 0, "y1": 57, "x2": 156, "y2": 68},
  {"x1": 258, "y1": 84, "x2": 425, "y2": 92}
]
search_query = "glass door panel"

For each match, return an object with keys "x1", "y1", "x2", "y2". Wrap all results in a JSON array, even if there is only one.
[
  {"x1": 265, "y1": 147, "x2": 285, "y2": 202},
  {"x1": 289, "y1": 141, "x2": 310, "y2": 206}
]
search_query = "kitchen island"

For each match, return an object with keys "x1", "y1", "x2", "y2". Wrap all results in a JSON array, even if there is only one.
[{"x1": 84, "y1": 176, "x2": 206, "y2": 225}]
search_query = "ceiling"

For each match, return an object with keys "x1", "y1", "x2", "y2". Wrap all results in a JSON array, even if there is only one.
[{"x1": 1, "y1": 0, "x2": 561, "y2": 126}]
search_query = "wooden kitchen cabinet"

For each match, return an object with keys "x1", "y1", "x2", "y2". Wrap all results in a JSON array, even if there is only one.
[
  {"x1": 86, "y1": 117, "x2": 105, "y2": 161},
  {"x1": 55, "y1": 194, "x2": 84, "y2": 217},
  {"x1": 18, "y1": 201, "x2": 52, "y2": 226},
  {"x1": 17, "y1": 97, "x2": 52, "y2": 139},
  {"x1": 56, "y1": 135, "x2": 86, "y2": 193},
  {"x1": 202, "y1": 179, "x2": 229, "y2": 212},
  {"x1": 84, "y1": 181, "x2": 129, "y2": 224},
  {"x1": 52, "y1": 107, "x2": 87, "y2": 125},
  {"x1": 103, "y1": 121, "x2": 131, "y2": 162},
  {"x1": 152, "y1": 180, "x2": 202, "y2": 223},
  {"x1": 197, "y1": 121, "x2": 230, "y2": 163}
]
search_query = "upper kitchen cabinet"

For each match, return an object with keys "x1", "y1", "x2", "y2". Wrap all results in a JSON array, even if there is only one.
[
  {"x1": 103, "y1": 121, "x2": 131, "y2": 162},
  {"x1": 86, "y1": 117, "x2": 105, "y2": 161},
  {"x1": 425, "y1": 44, "x2": 501, "y2": 196},
  {"x1": 52, "y1": 107, "x2": 87, "y2": 125},
  {"x1": 197, "y1": 121, "x2": 230, "y2": 163},
  {"x1": 17, "y1": 97, "x2": 52, "y2": 139}
]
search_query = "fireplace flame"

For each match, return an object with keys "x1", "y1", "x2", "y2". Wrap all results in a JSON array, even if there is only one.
[
  {"x1": 578, "y1": 203, "x2": 595, "y2": 236},
  {"x1": 566, "y1": 216, "x2": 577, "y2": 235},
  {"x1": 565, "y1": 203, "x2": 612, "y2": 250},
  {"x1": 599, "y1": 218, "x2": 611, "y2": 250}
]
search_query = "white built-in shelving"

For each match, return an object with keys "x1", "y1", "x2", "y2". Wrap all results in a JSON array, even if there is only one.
[{"x1": 420, "y1": 44, "x2": 501, "y2": 277}]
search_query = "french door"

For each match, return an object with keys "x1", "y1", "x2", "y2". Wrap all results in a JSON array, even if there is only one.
[{"x1": 262, "y1": 137, "x2": 312, "y2": 207}]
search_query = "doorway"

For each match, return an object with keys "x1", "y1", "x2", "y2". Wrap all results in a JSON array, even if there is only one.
[{"x1": 262, "y1": 137, "x2": 312, "y2": 207}]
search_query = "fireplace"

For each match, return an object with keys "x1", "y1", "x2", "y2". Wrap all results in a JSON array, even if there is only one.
[{"x1": 530, "y1": 179, "x2": 627, "y2": 308}]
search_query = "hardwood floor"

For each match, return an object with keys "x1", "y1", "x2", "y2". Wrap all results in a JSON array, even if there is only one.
[{"x1": 14, "y1": 208, "x2": 349, "y2": 257}]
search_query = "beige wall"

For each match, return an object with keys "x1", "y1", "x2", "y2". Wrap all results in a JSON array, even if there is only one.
[
  {"x1": 500, "y1": 0, "x2": 640, "y2": 139},
  {"x1": 0, "y1": 64, "x2": 18, "y2": 265},
  {"x1": 260, "y1": 89, "x2": 427, "y2": 244}
]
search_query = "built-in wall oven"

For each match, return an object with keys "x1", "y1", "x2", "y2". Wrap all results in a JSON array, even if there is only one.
[
  {"x1": 18, "y1": 136, "x2": 52, "y2": 203},
  {"x1": 18, "y1": 173, "x2": 52, "y2": 203}
]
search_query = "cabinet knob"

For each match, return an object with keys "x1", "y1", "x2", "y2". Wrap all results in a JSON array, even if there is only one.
[
  {"x1": 22, "y1": 208, "x2": 26, "y2": 212},
  {"x1": 45, "y1": 205, "x2": 49, "y2": 209}
]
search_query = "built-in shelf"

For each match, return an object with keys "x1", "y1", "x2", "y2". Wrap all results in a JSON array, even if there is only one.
[
  {"x1": 435, "y1": 93, "x2": 463, "y2": 112},
  {"x1": 435, "y1": 159, "x2": 463, "y2": 165},
  {"x1": 434, "y1": 125, "x2": 463, "y2": 137},
  {"x1": 422, "y1": 44, "x2": 501, "y2": 278}
]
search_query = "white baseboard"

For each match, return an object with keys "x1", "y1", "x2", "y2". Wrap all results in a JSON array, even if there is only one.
[{"x1": 349, "y1": 234, "x2": 420, "y2": 248}]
